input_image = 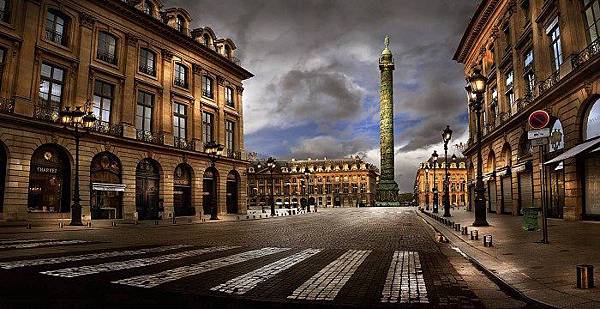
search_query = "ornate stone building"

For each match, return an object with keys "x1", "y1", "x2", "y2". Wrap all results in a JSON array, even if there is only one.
[
  {"x1": 455, "y1": 0, "x2": 600, "y2": 220},
  {"x1": 414, "y1": 156, "x2": 468, "y2": 208},
  {"x1": 0, "y1": 0, "x2": 253, "y2": 222},
  {"x1": 247, "y1": 157, "x2": 379, "y2": 209}
]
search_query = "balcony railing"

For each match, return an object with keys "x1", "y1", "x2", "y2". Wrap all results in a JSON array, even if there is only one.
[
  {"x1": 136, "y1": 130, "x2": 164, "y2": 145},
  {"x1": 0, "y1": 97, "x2": 14, "y2": 114},
  {"x1": 138, "y1": 64, "x2": 156, "y2": 76},
  {"x1": 572, "y1": 38, "x2": 600, "y2": 70},
  {"x1": 45, "y1": 29, "x2": 66, "y2": 46},
  {"x1": 174, "y1": 137, "x2": 194, "y2": 150},
  {"x1": 173, "y1": 77, "x2": 188, "y2": 88},
  {"x1": 538, "y1": 70, "x2": 560, "y2": 95},
  {"x1": 90, "y1": 122, "x2": 123, "y2": 137},
  {"x1": 33, "y1": 102, "x2": 60, "y2": 122},
  {"x1": 97, "y1": 51, "x2": 117, "y2": 65}
]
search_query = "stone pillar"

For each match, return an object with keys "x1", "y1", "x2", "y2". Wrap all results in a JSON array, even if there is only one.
[
  {"x1": 160, "y1": 49, "x2": 174, "y2": 146},
  {"x1": 75, "y1": 13, "x2": 96, "y2": 107},
  {"x1": 376, "y1": 36, "x2": 399, "y2": 205},
  {"x1": 121, "y1": 33, "x2": 139, "y2": 136},
  {"x1": 192, "y1": 64, "x2": 203, "y2": 151}
]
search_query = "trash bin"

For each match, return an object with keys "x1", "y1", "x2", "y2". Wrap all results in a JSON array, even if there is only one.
[{"x1": 522, "y1": 207, "x2": 540, "y2": 231}]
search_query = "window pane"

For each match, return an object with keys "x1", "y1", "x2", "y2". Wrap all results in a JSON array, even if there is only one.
[
  {"x1": 41, "y1": 64, "x2": 52, "y2": 78},
  {"x1": 53, "y1": 68, "x2": 64, "y2": 81}
]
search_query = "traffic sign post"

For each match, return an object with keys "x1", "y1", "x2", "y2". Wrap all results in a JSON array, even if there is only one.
[
  {"x1": 529, "y1": 110, "x2": 550, "y2": 130},
  {"x1": 527, "y1": 110, "x2": 550, "y2": 244},
  {"x1": 528, "y1": 128, "x2": 550, "y2": 140}
]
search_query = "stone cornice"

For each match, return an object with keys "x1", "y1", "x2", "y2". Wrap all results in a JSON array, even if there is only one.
[{"x1": 454, "y1": 0, "x2": 502, "y2": 64}]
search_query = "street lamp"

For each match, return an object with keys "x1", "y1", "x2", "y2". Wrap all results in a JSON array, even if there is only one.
[
  {"x1": 466, "y1": 68, "x2": 489, "y2": 226},
  {"x1": 424, "y1": 163, "x2": 430, "y2": 210},
  {"x1": 266, "y1": 157, "x2": 277, "y2": 216},
  {"x1": 304, "y1": 169, "x2": 312, "y2": 212},
  {"x1": 204, "y1": 141, "x2": 224, "y2": 220},
  {"x1": 442, "y1": 125, "x2": 453, "y2": 217},
  {"x1": 58, "y1": 105, "x2": 96, "y2": 226},
  {"x1": 432, "y1": 150, "x2": 439, "y2": 213}
]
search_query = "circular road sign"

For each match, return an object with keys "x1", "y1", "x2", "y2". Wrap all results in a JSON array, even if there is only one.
[{"x1": 528, "y1": 110, "x2": 550, "y2": 129}]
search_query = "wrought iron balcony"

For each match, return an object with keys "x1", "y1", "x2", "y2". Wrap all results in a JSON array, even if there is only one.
[
  {"x1": 571, "y1": 38, "x2": 600, "y2": 70},
  {"x1": 0, "y1": 97, "x2": 14, "y2": 114},
  {"x1": 174, "y1": 137, "x2": 194, "y2": 150},
  {"x1": 138, "y1": 64, "x2": 156, "y2": 76},
  {"x1": 538, "y1": 70, "x2": 560, "y2": 95},
  {"x1": 45, "y1": 29, "x2": 66, "y2": 46},
  {"x1": 97, "y1": 50, "x2": 117, "y2": 65},
  {"x1": 90, "y1": 122, "x2": 123, "y2": 137},
  {"x1": 136, "y1": 130, "x2": 164, "y2": 145},
  {"x1": 33, "y1": 102, "x2": 60, "y2": 122}
]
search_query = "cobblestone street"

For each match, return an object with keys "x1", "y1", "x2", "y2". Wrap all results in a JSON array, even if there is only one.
[{"x1": 0, "y1": 208, "x2": 526, "y2": 308}]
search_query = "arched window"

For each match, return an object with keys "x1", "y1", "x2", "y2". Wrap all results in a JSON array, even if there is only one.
[
  {"x1": 97, "y1": 31, "x2": 118, "y2": 64},
  {"x1": 176, "y1": 15, "x2": 185, "y2": 32},
  {"x1": 202, "y1": 75, "x2": 213, "y2": 98},
  {"x1": 225, "y1": 86, "x2": 234, "y2": 107},
  {"x1": 549, "y1": 118, "x2": 565, "y2": 152},
  {"x1": 224, "y1": 45, "x2": 232, "y2": 58},
  {"x1": 138, "y1": 48, "x2": 156, "y2": 76},
  {"x1": 90, "y1": 152, "x2": 122, "y2": 219},
  {"x1": 585, "y1": 98, "x2": 600, "y2": 140},
  {"x1": 45, "y1": 9, "x2": 69, "y2": 46},
  {"x1": 203, "y1": 33, "x2": 211, "y2": 46},
  {"x1": 27, "y1": 145, "x2": 71, "y2": 213},
  {"x1": 173, "y1": 63, "x2": 188, "y2": 88}
]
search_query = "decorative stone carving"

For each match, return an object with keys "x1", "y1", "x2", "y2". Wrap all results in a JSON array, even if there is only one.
[
  {"x1": 161, "y1": 49, "x2": 173, "y2": 61},
  {"x1": 79, "y1": 12, "x2": 96, "y2": 29},
  {"x1": 192, "y1": 63, "x2": 202, "y2": 74},
  {"x1": 126, "y1": 33, "x2": 139, "y2": 47},
  {"x1": 584, "y1": 82, "x2": 594, "y2": 98},
  {"x1": 216, "y1": 75, "x2": 225, "y2": 85},
  {"x1": 235, "y1": 85, "x2": 244, "y2": 94}
]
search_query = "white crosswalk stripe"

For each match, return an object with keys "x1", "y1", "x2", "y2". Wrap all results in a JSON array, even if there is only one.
[
  {"x1": 0, "y1": 244, "x2": 192, "y2": 270},
  {"x1": 0, "y1": 240, "x2": 90, "y2": 249},
  {"x1": 113, "y1": 247, "x2": 290, "y2": 288},
  {"x1": 380, "y1": 251, "x2": 428, "y2": 304},
  {"x1": 0, "y1": 239, "x2": 55, "y2": 245},
  {"x1": 211, "y1": 248, "x2": 322, "y2": 295},
  {"x1": 40, "y1": 246, "x2": 238, "y2": 278},
  {"x1": 287, "y1": 250, "x2": 371, "y2": 301}
]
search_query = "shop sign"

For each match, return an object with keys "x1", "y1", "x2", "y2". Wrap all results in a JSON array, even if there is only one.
[{"x1": 35, "y1": 166, "x2": 58, "y2": 174}]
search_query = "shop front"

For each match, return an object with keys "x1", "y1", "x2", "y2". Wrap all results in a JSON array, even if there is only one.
[
  {"x1": 27, "y1": 144, "x2": 71, "y2": 215},
  {"x1": 226, "y1": 171, "x2": 239, "y2": 214},
  {"x1": 135, "y1": 159, "x2": 161, "y2": 220},
  {"x1": 174, "y1": 164, "x2": 194, "y2": 217},
  {"x1": 90, "y1": 152, "x2": 124, "y2": 220}
]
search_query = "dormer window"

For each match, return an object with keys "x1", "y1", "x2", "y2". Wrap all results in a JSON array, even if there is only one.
[
  {"x1": 203, "y1": 33, "x2": 211, "y2": 46},
  {"x1": 45, "y1": 9, "x2": 69, "y2": 46},
  {"x1": 144, "y1": 0, "x2": 153, "y2": 15},
  {"x1": 224, "y1": 45, "x2": 232, "y2": 58},
  {"x1": 174, "y1": 63, "x2": 188, "y2": 88},
  {"x1": 176, "y1": 15, "x2": 184, "y2": 32}
]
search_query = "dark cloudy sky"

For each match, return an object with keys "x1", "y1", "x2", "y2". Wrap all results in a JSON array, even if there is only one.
[{"x1": 165, "y1": 0, "x2": 478, "y2": 192}]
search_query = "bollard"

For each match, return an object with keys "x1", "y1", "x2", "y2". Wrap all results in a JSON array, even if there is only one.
[
  {"x1": 112, "y1": 221, "x2": 117, "y2": 227},
  {"x1": 448, "y1": 220, "x2": 453, "y2": 227},
  {"x1": 577, "y1": 265, "x2": 594, "y2": 289},
  {"x1": 455, "y1": 223, "x2": 461, "y2": 232},
  {"x1": 436, "y1": 233, "x2": 448, "y2": 243},
  {"x1": 154, "y1": 220, "x2": 159, "y2": 225},
  {"x1": 172, "y1": 217, "x2": 176, "y2": 224},
  {"x1": 470, "y1": 230, "x2": 479, "y2": 240},
  {"x1": 483, "y1": 234, "x2": 493, "y2": 247},
  {"x1": 58, "y1": 222, "x2": 64, "y2": 228},
  {"x1": 461, "y1": 226, "x2": 468, "y2": 235},
  {"x1": 87, "y1": 222, "x2": 92, "y2": 227}
]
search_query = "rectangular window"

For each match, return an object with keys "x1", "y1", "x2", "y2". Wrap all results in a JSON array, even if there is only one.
[
  {"x1": 547, "y1": 18, "x2": 563, "y2": 72},
  {"x1": 173, "y1": 63, "x2": 188, "y2": 88},
  {"x1": 39, "y1": 63, "x2": 65, "y2": 108},
  {"x1": 503, "y1": 24, "x2": 511, "y2": 49},
  {"x1": 139, "y1": 48, "x2": 156, "y2": 76},
  {"x1": 523, "y1": 49, "x2": 535, "y2": 98},
  {"x1": 584, "y1": 0, "x2": 600, "y2": 43},
  {"x1": 97, "y1": 32, "x2": 117, "y2": 64},
  {"x1": 0, "y1": 0, "x2": 10, "y2": 23},
  {"x1": 225, "y1": 120, "x2": 235, "y2": 151},
  {"x1": 173, "y1": 102, "x2": 187, "y2": 139},
  {"x1": 202, "y1": 111, "x2": 214, "y2": 144},
  {"x1": 92, "y1": 80, "x2": 114, "y2": 124},
  {"x1": 135, "y1": 90, "x2": 154, "y2": 132},
  {"x1": 505, "y1": 70, "x2": 515, "y2": 113},
  {"x1": 202, "y1": 75, "x2": 213, "y2": 99},
  {"x1": 45, "y1": 10, "x2": 67, "y2": 46},
  {"x1": 225, "y1": 87, "x2": 234, "y2": 107},
  {"x1": 0, "y1": 48, "x2": 5, "y2": 91}
]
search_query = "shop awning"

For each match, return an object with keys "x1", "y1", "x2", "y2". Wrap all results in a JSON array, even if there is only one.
[
  {"x1": 545, "y1": 138, "x2": 600, "y2": 165},
  {"x1": 92, "y1": 183, "x2": 126, "y2": 192}
]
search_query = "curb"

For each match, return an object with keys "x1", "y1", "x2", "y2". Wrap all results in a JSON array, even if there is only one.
[{"x1": 416, "y1": 210, "x2": 556, "y2": 309}]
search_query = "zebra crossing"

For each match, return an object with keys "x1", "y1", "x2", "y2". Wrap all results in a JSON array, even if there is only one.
[{"x1": 0, "y1": 239, "x2": 430, "y2": 305}]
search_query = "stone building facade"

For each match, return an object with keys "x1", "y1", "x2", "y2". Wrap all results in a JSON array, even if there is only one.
[
  {"x1": 414, "y1": 156, "x2": 468, "y2": 208},
  {"x1": 247, "y1": 157, "x2": 379, "y2": 209},
  {"x1": 455, "y1": 0, "x2": 600, "y2": 220},
  {"x1": 0, "y1": 0, "x2": 253, "y2": 222}
]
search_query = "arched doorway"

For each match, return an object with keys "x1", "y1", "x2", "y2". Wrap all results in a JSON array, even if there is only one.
[
  {"x1": 90, "y1": 152, "x2": 123, "y2": 219},
  {"x1": 135, "y1": 159, "x2": 160, "y2": 220},
  {"x1": 0, "y1": 142, "x2": 6, "y2": 214},
  {"x1": 584, "y1": 98, "x2": 600, "y2": 217},
  {"x1": 226, "y1": 171, "x2": 239, "y2": 214},
  {"x1": 174, "y1": 163, "x2": 194, "y2": 217},
  {"x1": 27, "y1": 144, "x2": 71, "y2": 213},
  {"x1": 500, "y1": 144, "x2": 512, "y2": 214},
  {"x1": 547, "y1": 118, "x2": 565, "y2": 218},
  {"x1": 203, "y1": 167, "x2": 218, "y2": 215}
]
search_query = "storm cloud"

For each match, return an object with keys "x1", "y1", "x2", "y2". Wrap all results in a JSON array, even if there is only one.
[{"x1": 164, "y1": 0, "x2": 477, "y2": 192}]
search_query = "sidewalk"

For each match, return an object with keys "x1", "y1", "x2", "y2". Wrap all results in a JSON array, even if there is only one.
[
  {"x1": 0, "y1": 207, "x2": 311, "y2": 235},
  {"x1": 418, "y1": 207, "x2": 600, "y2": 308}
]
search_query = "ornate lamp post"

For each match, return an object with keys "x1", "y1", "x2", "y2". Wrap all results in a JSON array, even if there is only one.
[
  {"x1": 466, "y1": 68, "x2": 489, "y2": 226},
  {"x1": 265, "y1": 157, "x2": 277, "y2": 216},
  {"x1": 424, "y1": 163, "x2": 430, "y2": 210},
  {"x1": 442, "y1": 125, "x2": 453, "y2": 217},
  {"x1": 432, "y1": 150, "x2": 439, "y2": 213},
  {"x1": 59, "y1": 106, "x2": 96, "y2": 226},
  {"x1": 204, "y1": 141, "x2": 224, "y2": 220}
]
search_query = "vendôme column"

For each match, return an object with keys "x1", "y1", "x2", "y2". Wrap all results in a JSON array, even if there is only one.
[{"x1": 376, "y1": 36, "x2": 400, "y2": 206}]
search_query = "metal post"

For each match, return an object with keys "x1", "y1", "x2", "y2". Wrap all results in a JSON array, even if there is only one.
[
  {"x1": 540, "y1": 144, "x2": 549, "y2": 244},
  {"x1": 70, "y1": 130, "x2": 83, "y2": 226},
  {"x1": 425, "y1": 169, "x2": 430, "y2": 210},
  {"x1": 210, "y1": 159, "x2": 219, "y2": 220},
  {"x1": 270, "y1": 170, "x2": 275, "y2": 216},
  {"x1": 433, "y1": 161, "x2": 438, "y2": 213},
  {"x1": 443, "y1": 142, "x2": 451, "y2": 217},
  {"x1": 473, "y1": 102, "x2": 489, "y2": 226}
]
